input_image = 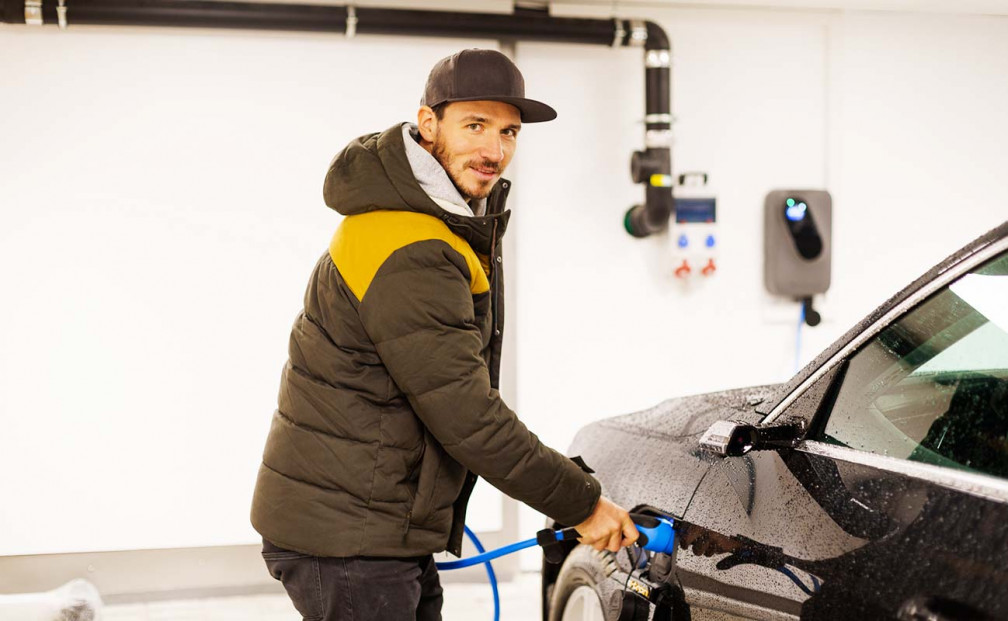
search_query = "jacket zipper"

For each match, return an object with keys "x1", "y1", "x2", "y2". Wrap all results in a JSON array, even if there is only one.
[
  {"x1": 402, "y1": 442, "x2": 426, "y2": 535},
  {"x1": 490, "y1": 217, "x2": 498, "y2": 335}
]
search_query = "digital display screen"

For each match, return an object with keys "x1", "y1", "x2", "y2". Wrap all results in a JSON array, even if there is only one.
[{"x1": 675, "y1": 197, "x2": 716, "y2": 223}]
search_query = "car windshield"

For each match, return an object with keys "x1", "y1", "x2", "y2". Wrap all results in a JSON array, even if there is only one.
[{"x1": 816, "y1": 247, "x2": 1008, "y2": 479}]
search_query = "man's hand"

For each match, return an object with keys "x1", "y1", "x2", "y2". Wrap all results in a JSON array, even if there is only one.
[{"x1": 572, "y1": 496, "x2": 639, "y2": 552}]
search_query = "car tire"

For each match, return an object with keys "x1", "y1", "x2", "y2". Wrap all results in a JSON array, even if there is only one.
[{"x1": 548, "y1": 545, "x2": 620, "y2": 621}]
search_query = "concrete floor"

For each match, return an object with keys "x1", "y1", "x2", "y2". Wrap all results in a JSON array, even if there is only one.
[{"x1": 103, "y1": 572, "x2": 542, "y2": 621}]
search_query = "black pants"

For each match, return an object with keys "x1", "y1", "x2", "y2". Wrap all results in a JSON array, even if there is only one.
[{"x1": 262, "y1": 539, "x2": 444, "y2": 621}]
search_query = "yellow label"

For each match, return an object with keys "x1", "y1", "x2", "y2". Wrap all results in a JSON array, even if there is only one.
[{"x1": 626, "y1": 578, "x2": 650, "y2": 599}]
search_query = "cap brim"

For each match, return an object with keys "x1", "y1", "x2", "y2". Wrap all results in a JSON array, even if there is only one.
[{"x1": 435, "y1": 95, "x2": 557, "y2": 123}]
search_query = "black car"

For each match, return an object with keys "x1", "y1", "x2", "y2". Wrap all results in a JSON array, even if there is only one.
[{"x1": 543, "y1": 221, "x2": 1008, "y2": 621}]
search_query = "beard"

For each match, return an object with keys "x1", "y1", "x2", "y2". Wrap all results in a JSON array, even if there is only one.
[{"x1": 432, "y1": 135, "x2": 500, "y2": 201}]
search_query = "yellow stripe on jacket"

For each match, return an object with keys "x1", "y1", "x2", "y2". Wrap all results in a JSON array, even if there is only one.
[{"x1": 330, "y1": 210, "x2": 491, "y2": 302}]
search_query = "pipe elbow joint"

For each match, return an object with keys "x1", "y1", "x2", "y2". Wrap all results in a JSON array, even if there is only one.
[
  {"x1": 624, "y1": 205, "x2": 651, "y2": 238},
  {"x1": 644, "y1": 21, "x2": 670, "y2": 51},
  {"x1": 624, "y1": 197, "x2": 671, "y2": 238}
]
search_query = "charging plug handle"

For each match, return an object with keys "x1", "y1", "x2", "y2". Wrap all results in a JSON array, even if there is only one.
[
  {"x1": 539, "y1": 515, "x2": 675, "y2": 561},
  {"x1": 630, "y1": 513, "x2": 676, "y2": 554}
]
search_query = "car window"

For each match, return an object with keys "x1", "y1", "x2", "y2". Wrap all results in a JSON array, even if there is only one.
[{"x1": 814, "y1": 249, "x2": 1008, "y2": 480}]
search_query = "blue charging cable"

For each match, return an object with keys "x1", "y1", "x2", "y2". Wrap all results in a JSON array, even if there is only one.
[
  {"x1": 778, "y1": 565, "x2": 821, "y2": 596},
  {"x1": 457, "y1": 526, "x2": 501, "y2": 621},
  {"x1": 795, "y1": 303, "x2": 805, "y2": 374},
  {"x1": 439, "y1": 526, "x2": 577, "y2": 621},
  {"x1": 437, "y1": 515, "x2": 677, "y2": 620},
  {"x1": 438, "y1": 531, "x2": 550, "y2": 570}
]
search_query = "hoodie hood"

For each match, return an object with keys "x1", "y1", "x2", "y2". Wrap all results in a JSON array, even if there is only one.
[
  {"x1": 401, "y1": 123, "x2": 486, "y2": 218},
  {"x1": 322, "y1": 124, "x2": 511, "y2": 254}
]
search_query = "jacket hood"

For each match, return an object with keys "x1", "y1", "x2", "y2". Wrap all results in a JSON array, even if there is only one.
[
  {"x1": 322, "y1": 123, "x2": 511, "y2": 254},
  {"x1": 323, "y1": 124, "x2": 439, "y2": 219}
]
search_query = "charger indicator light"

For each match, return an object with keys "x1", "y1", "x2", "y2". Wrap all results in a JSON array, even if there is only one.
[{"x1": 786, "y1": 200, "x2": 807, "y2": 222}]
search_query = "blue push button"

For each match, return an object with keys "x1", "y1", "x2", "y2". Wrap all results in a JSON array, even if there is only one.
[
  {"x1": 705, "y1": 234, "x2": 716, "y2": 248},
  {"x1": 678, "y1": 234, "x2": 689, "y2": 248}
]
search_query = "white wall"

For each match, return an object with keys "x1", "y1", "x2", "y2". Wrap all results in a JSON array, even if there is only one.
[
  {"x1": 0, "y1": 26, "x2": 503, "y2": 556},
  {"x1": 1, "y1": 3, "x2": 1006, "y2": 560}
]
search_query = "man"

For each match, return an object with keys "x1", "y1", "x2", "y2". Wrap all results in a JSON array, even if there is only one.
[{"x1": 251, "y1": 48, "x2": 638, "y2": 621}]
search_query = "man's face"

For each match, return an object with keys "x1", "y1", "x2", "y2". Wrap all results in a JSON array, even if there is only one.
[{"x1": 418, "y1": 100, "x2": 522, "y2": 201}]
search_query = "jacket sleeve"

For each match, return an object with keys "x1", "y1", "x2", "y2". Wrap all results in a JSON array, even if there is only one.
[{"x1": 357, "y1": 240, "x2": 601, "y2": 527}]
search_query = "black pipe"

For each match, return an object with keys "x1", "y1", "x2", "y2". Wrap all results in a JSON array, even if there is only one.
[
  {"x1": 626, "y1": 37, "x2": 673, "y2": 237},
  {"x1": 645, "y1": 68, "x2": 671, "y2": 127},
  {"x1": 4, "y1": 1, "x2": 621, "y2": 41},
  {"x1": 357, "y1": 7, "x2": 619, "y2": 45},
  {"x1": 645, "y1": 21, "x2": 669, "y2": 51},
  {"x1": 1, "y1": 0, "x2": 673, "y2": 237}
]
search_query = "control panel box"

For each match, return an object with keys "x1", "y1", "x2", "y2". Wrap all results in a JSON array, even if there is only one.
[{"x1": 670, "y1": 174, "x2": 718, "y2": 280}]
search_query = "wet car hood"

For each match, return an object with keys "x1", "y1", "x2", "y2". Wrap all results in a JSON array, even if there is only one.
[{"x1": 567, "y1": 384, "x2": 779, "y2": 520}]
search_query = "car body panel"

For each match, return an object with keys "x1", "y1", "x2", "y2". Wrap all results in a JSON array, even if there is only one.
[
  {"x1": 679, "y1": 443, "x2": 1008, "y2": 618},
  {"x1": 567, "y1": 385, "x2": 778, "y2": 522},
  {"x1": 547, "y1": 220, "x2": 1008, "y2": 621}
]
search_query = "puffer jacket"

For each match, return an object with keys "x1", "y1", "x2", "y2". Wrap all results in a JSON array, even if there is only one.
[{"x1": 251, "y1": 124, "x2": 601, "y2": 557}]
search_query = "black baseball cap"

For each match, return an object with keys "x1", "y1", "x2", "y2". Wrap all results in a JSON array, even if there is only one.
[{"x1": 421, "y1": 49, "x2": 557, "y2": 123}]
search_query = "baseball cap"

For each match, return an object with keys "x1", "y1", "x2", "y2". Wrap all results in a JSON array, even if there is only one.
[{"x1": 421, "y1": 48, "x2": 557, "y2": 123}]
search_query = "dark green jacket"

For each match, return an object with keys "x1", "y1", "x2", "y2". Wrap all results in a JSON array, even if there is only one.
[{"x1": 251, "y1": 124, "x2": 601, "y2": 557}]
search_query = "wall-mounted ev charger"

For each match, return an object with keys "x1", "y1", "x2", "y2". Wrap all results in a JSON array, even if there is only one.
[{"x1": 763, "y1": 189, "x2": 831, "y2": 326}]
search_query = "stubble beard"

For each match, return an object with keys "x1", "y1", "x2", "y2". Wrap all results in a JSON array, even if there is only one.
[{"x1": 432, "y1": 135, "x2": 499, "y2": 201}]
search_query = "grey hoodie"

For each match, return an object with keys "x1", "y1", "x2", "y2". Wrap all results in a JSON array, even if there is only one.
[{"x1": 401, "y1": 123, "x2": 487, "y2": 217}]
